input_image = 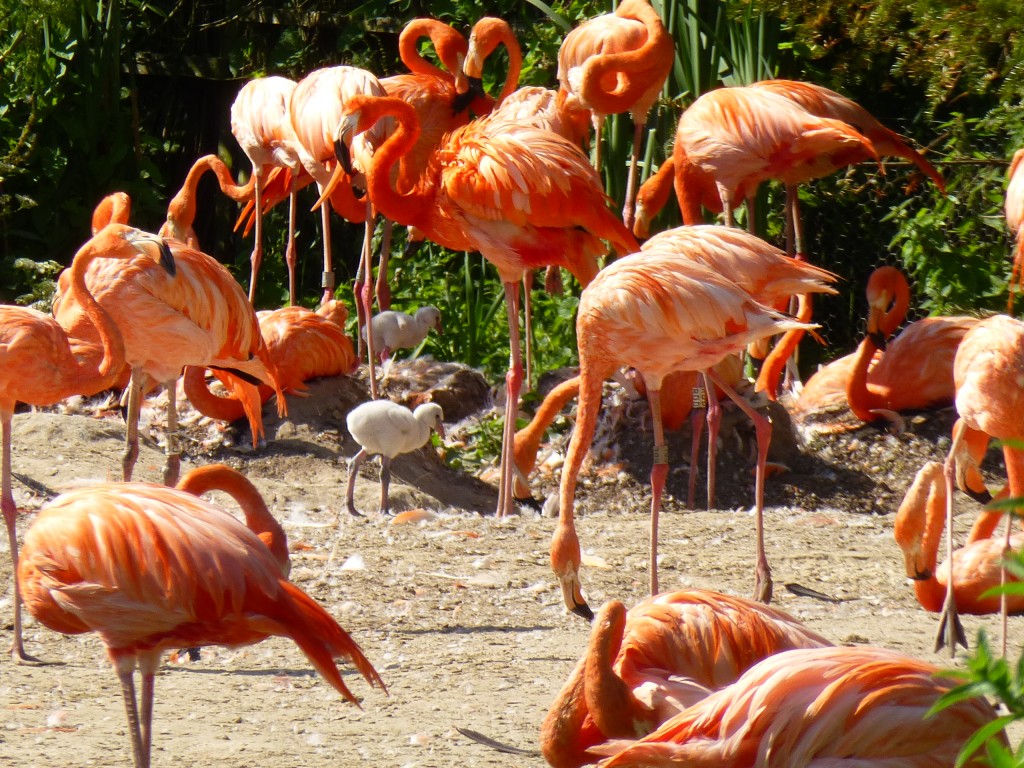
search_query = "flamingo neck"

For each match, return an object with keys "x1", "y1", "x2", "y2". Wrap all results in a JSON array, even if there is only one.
[
  {"x1": 894, "y1": 464, "x2": 947, "y2": 612},
  {"x1": 360, "y1": 99, "x2": 433, "y2": 231},
  {"x1": 465, "y1": 19, "x2": 522, "y2": 105},
  {"x1": 672, "y1": 149, "x2": 712, "y2": 225},
  {"x1": 166, "y1": 156, "x2": 254, "y2": 240},
  {"x1": 64, "y1": 239, "x2": 127, "y2": 382},
  {"x1": 755, "y1": 293, "x2": 811, "y2": 400},
  {"x1": 91, "y1": 192, "x2": 131, "y2": 233},
  {"x1": 398, "y1": 19, "x2": 462, "y2": 84},
  {"x1": 181, "y1": 366, "x2": 248, "y2": 424},
  {"x1": 584, "y1": 601, "x2": 654, "y2": 738},
  {"x1": 514, "y1": 376, "x2": 581, "y2": 482},
  {"x1": 540, "y1": 659, "x2": 603, "y2": 768}
]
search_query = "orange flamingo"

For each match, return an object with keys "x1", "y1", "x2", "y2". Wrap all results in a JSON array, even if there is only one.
[
  {"x1": 557, "y1": 0, "x2": 674, "y2": 230},
  {"x1": 182, "y1": 300, "x2": 355, "y2": 428},
  {"x1": 1005, "y1": 148, "x2": 1024, "y2": 310},
  {"x1": 669, "y1": 86, "x2": 878, "y2": 252},
  {"x1": 91, "y1": 191, "x2": 132, "y2": 233},
  {"x1": 595, "y1": 645, "x2": 1003, "y2": 767},
  {"x1": 2, "y1": 224, "x2": 174, "y2": 662},
  {"x1": 541, "y1": 590, "x2": 832, "y2": 768},
  {"x1": 842, "y1": 266, "x2": 977, "y2": 429},
  {"x1": 335, "y1": 93, "x2": 637, "y2": 519},
  {"x1": 229, "y1": 75, "x2": 309, "y2": 304},
  {"x1": 159, "y1": 153, "x2": 255, "y2": 249},
  {"x1": 936, "y1": 313, "x2": 1024, "y2": 654},
  {"x1": 552, "y1": 245, "x2": 819, "y2": 618},
  {"x1": 18, "y1": 480, "x2": 384, "y2": 768},
  {"x1": 895, "y1": 462, "x2": 1024, "y2": 635},
  {"x1": 53, "y1": 234, "x2": 285, "y2": 485}
]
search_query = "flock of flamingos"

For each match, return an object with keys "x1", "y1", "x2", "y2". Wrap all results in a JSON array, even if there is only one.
[{"x1": 6, "y1": 0, "x2": 1024, "y2": 765}]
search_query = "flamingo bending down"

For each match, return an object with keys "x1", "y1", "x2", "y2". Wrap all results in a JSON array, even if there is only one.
[
  {"x1": 345, "y1": 400, "x2": 445, "y2": 516},
  {"x1": 553, "y1": 246, "x2": 818, "y2": 619},
  {"x1": 1005, "y1": 148, "x2": 1024, "y2": 310},
  {"x1": 1, "y1": 224, "x2": 174, "y2": 662},
  {"x1": 53, "y1": 234, "x2": 286, "y2": 485},
  {"x1": 595, "y1": 645, "x2": 1003, "y2": 768},
  {"x1": 182, "y1": 300, "x2": 356, "y2": 427},
  {"x1": 159, "y1": 154, "x2": 255, "y2": 249},
  {"x1": 557, "y1": 0, "x2": 674, "y2": 230},
  {"x1": 541, "y1": 590, "x2": 832, "y2": 768},
  {"x1": 18, "y1": 480, "x2": 384, "y2": 768},
  {"x1": 335, "y1": 94, "x2": 637, "y2": 519},
  {"x1": 938, "y1": 313, "x2": 1024, "y2": 654}
]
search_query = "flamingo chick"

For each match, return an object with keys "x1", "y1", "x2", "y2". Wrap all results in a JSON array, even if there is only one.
[
  {"x1": 345, "y1": 400, "x2": 445, "y2": 516},
  {"x1": 18, "y1": 481, "x2": 385, "y2": 768},
  {"x1": 362, "y1": 305, "x2": 442, "y2": 362}
]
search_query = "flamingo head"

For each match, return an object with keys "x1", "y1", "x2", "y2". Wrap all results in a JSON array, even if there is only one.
[{"x1": 551, "y1": 519, "x2": 593, "y2": 621}]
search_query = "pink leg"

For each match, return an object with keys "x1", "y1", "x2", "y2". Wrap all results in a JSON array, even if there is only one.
[
  {"x1": 522, "y1": 272, "x2": 534, "y2": 394},
  {"x1": 3, "y1": 411, "x2": 36, "y2": 663},
  {"x1": 938, "y1": 427, "x2": 968, "y2": 654},
  {"x1": 114, "y1": 657, "x2": 148, "y2": 768},
  {"x1": 248, "y1": 173, "x2": 264, "y2": 304},
  {"x1": 703, "y1": 374, "x2": 721, "y2": 510},
  {"x1": 319, "y1": 196, "x2": 335, "y2": 307},
  {"x1": 122, "y1": 372, "x2": 144, "y2": 482},
  {"x1": 360, "y1": 203, "x2": 379, "y2": 399},
  {"x1": 376, "y1": 219, "x2": 393, "y2": 312},
  {"x1": 497, "y1": 281, "x2": 524, "y2": 518},
  {"x1": 161, "y1": 378, "x2": 180, "y2": 487},
  {"x1": 687, "y1": 396, "x2": 705, "y2": 510},
  {"x1": 707, "y1": 369, "x2": 773, "y2": 603},
  {"x1": 646, "y1": 385, "x2": 669, "y2": 596},
  {"x1": 621, "y1": 119, "x2": 645, "y2": 233},
  {"x1": 285, "y1": 190, "x2": 298, "y2": 306}
]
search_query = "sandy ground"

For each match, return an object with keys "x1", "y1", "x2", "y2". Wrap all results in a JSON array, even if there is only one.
[{"x1": 0, "y1": 367, "x2": 1018, "y2": 767}]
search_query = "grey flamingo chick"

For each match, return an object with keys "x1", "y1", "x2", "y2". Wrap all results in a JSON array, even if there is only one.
[
  {"x1": 345, "y1": 400, "x2": 445, "y2": 516},
  {"x1": 363, "y1": 306, "x2": 443, "y2": 362}
]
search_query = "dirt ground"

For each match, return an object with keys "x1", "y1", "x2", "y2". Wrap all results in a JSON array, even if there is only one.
[{"x1": 1, "y1": 360, "x2": 1019, "y2": 767}]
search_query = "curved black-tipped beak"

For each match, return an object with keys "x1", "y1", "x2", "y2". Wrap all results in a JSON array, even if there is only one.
[
  {"x1": 334, "y1": 137, "x2": 354, "y2": 176},
  {"x1": 452, "y1": 76, "x2": 486, "y2": 115},
  {"x1": 571, "y1": 601, "x2": 595, "y2": 622},
  {"x1": 158, "y1": 239, "x2": 176, "y2": 277},
  {"x1": 868, "y1": 330, "x2": 887, "y2": 350}
]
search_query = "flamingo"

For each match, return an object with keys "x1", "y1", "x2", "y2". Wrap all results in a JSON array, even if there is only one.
[
  {"x1": 541, "y1": 590, "x2": 832, "y2": 768},
  {"x1": 669, "y1": 86, "x2": 878, "y2": 254},
  {"x1": 1005, "y1": 148, "x2": 1024, "y2": 310},
  {"x1": 594, "y1": 645, "x2": 1003, "y2": 767},
  {"x1": 1, "y1": 223, "x2": 173, "y2": 663},
  {"x1": 937, "y1": 314, "x2": 1024, "y2": 654},
  {"x1": 159, "y1": 153, "x2": 256, "y2": 249},
  {"x1": 556, "y1": 0, "x2": 674, "y2": 231},
  {"x1": 91, "y1": 191, "x2": 132, "y2": 233},
  {"x1": 53, "y1": 232, "x2": 286, "y2": 486},
  {"x1": 334, "y1": 93, "x2": 637, "y2": 519},
  {"x1": 894, "y1": 462, "x2": 1024, "y2": 634},
  {"x1": 552, "y1": 245, "x2": 820, "y2": 619},
  {"x1": 181, "y1": 300, "x2": 356, "y2": 428},
  {"x1": 364, "y1": 305, "x2": 442, "y2": 363},
  {"x1": 345, "y1": 399, "x2": 445, "y2": 516},
  {"x1": 17, "y1": 480, "x2": 385, "y2": 768},
  {"x1": 229, "y1": 75, "x2": 307, "y2": 304}
]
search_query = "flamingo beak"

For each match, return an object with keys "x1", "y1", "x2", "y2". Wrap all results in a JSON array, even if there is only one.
[
  {"x1": 452, "y1": 76, "x2": 486, "y2": 115},
  {"x1": 558, "y1": 567, "x2": 594, "y2": 622},
  {"x1": 124, "y1": 228, "x2": 176, "y2": 277}
]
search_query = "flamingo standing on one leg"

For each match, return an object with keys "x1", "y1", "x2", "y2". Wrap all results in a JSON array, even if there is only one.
[
  {"x1": 53, "y1": 232, "x2": 285, "y2": 486},
  {"x1": 1, "y1": 224, "x2": 174, "y2": 662},
  {"x1": 557, "y1": 0, "x2": 674, "y2": 231},
  {"x1": 552, "y1": 245, "x2": 819, "y2": 618},
  {"x1": 334, "y1": 94, "x2": 637, "y2": 519},
  {"x1": 541, "y1": 590, "x2": 832, "y2": 768},
  {"x1": 938, "y1": 313, "x2": 1024, "y2": 655},
  {"x1": 17, "y1": 480, "x2": 385, "y2": 768},
  {"x1": 595, "y1": 645, "x2": 1004, "y2": 768}
]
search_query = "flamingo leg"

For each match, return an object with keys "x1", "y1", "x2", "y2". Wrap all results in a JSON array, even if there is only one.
[
  {"x1": 646, "y1": 385, "x2": 668, "y2": 596},
  {"x1": 703, "y1": 374, "x2": 721, "y2": 510},
  {"x1": 708, "y1": 369, "x2": 773, "y2": 603},
  {"x1": 375, "y1": 218, "x2": 393, "y2": 312},
  {"x1": 591, "y1": 114, "x2": 604, "y2": 172},
  {"x1": 361, "y1": 204, "x2": 379, "y2": 400},
  {"x1": 379, "y1": 455, "x2": 392, "y2": 516},
  {"x1": 122, "y1": 372, "x2": 144, "y2": 482},
  {"x1": 1000, "y1": 446, "x2": 1024, "y2": 657},
  {"x1": 717, "y1": 183, "x2": 734, "y2": 227},
  {"x1": 162, "y1": 378, "x2": 181, "y2": 487},
  {"x1": 523, "y1": 271, "x2": 534, "y2": 394},
  {"x1": 319, "y1": 192, "x2": 335, "y2": 307},
  {"x1": 938, "y1": 426, "x2": 969, "y2": 655},
  {"x1": 138, "y1": 653, "x2": 159, "y2": 768},
  {"x1": 345, "y1": 448, "x2": 369, "y2": 517},
  {"x1": 621, "y1": 119, "x2": 645, "y2": 233},
  {"x1": 247, "y1": 171, "x2": 264, "y2": 304},
  {"x1": 497, "y1": 281, "x2": 524, "y2": 518},
  {"x1": 686, "y1": 393, "x2": 705, "y2": 510},
  {"x1": 285, "y1": 189, "x2": 298, "y2": 307},
  {"x1": 115, "y1": 660, "x2": 148, "y2": 768},
  {"x1": 2, "y1": 410, "x2": 36, "y2": 663}
]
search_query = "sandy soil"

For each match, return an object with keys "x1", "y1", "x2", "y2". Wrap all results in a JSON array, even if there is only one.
[{"x1": 0, "y1": 362, "x2": 1018, "y2": 767}]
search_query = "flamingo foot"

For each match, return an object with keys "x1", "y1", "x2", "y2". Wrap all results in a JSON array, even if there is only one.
[
  {"x1": 753, "y1": 558, "x2": 773, "y2": 605},
  {"x1": 11, "y1": 644, "x2": 43, "y2": 665},
  {"x1": 935, "y1": 591, "x2": 969, "y2": 655},
  {"x1": 870, "y1": 408, "x2": 905, "y2": 434}
]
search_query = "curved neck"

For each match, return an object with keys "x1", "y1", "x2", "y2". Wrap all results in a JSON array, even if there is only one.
[
  {"x1": 755, "y1": 293, "x2": 811, "y2": 400},
  {"x1": 165, "y1": 155, "x2": 254, "y2": 240},
  {"x1": 540, "y1": 659, "x2": 602, "y2": 768},
  {"x1": 64, "y1": 236, "x2": 128, "y2": 381},
  {"x1": 181, "y1": 365, "x2": 249, "y2": 423},
  {"x1": 846, "y1": 337, "x2": 884, "y2": 421},
  {"x1": 91, "y1": 192, "x2": 131, "y2": 233},
  {"x1": 894, "y1": 464, "x2": 947, "y2": 612},
  {"x1": 672, "y1": 147, "x2": 711, "y2": 225},
  {"x1": 583, "y1": 601, "x2": 653, "y2": 738},
  {"x1": 176, "y1": 463, "x2": 289, "y2": 573},
  {"x1": 466, "y1": 18, "x2": 523, "y2": 105},
  {"x1": 398, "y1": 19, "x2": 464, "y2": 85},
  {"x1": 634, "y1": 157, "x2": 674, "y2": 239},
  {"x1": 514, "y1": 376, "x2": 581, "y2": 482}
]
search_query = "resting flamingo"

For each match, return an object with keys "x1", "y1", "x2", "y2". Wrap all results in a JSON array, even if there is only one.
[
  {"x1": 541, "y1": 590, "x2": 832, "y2": 768},
  {"x1": 1006, "y1": 148, "x2": 1024, "y2": 310},
  {"x1": 53, "y1": 231, "x2": 285, "y2": 485},
  {"x1": 557, "y1": 0, "x2": 674, "y2": 230},
  {"x1": 1, "y1": 224, "x2": 173, "y2": 663},
  {"x1": 553, "y1": 245, "x2": 820, "y2": 618},
  {"x1": 334, "y1": 93, "x2": 637, "y2": 519},
  {"x1": 18, "y1": 480, "x2": 384, "y2": 768},
  {"x1": 182, "y1": 300, "x2": 355, "y2": 428},
  {"x1": 595, "y1": 645, "x2": 1003, "y2": 768},
  {"x1": 669, "y1": 86, "x2": 878, "y2": 257},
  {"x1": 937, "y1": 314, "x2": 1024, "y2": 654}
]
